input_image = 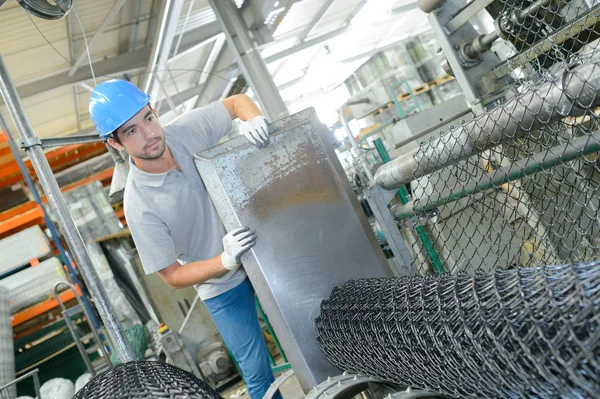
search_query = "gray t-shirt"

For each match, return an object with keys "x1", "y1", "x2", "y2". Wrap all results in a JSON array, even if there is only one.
[{"x1": 124, "y1": 102, "x2": 246, "y2": 300}]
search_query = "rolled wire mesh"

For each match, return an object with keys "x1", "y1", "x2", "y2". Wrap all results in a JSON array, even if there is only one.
[
  {"x1": 315, "y1": 261, "x2": 600, "y2": 398},
  {"x1": 73, "y1": 361, "x2": 223, "y2": 399}
]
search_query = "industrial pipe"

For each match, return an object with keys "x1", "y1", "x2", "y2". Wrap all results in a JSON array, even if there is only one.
[
  {"x1": 393, "y1": 108, "x2": 473, "y2": 149},
  {"x1": 0, "y1": 55, "x2": 136, "y2": 363},
  {"x1": 514, "y1": 0, "x2": 555, "y2": 23},
  {"x1": 374, "y1": 57, "x2": 600, "y2": 190},
  {"x1": 390, "y1": 129, "x2": 600, "y2": 219}
]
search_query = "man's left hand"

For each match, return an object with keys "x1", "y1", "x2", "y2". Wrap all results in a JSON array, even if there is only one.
[{"x1": 240, "y1": 116, "x2": 270, "y2": 147}]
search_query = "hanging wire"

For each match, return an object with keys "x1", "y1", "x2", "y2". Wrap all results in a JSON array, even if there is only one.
[{"x1": 71, "y1": 6, "x2": 97, "y2": 86}]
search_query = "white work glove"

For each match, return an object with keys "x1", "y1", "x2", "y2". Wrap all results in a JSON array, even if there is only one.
[
  {"x1": 221, "y1": 226, "x2": 257, "y2": 270},
  {"x1": 239, "y1": 116, "x2": 270, "y2": 147}
]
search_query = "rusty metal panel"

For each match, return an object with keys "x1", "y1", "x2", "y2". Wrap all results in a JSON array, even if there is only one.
[{"x1": 195, "y1": 108, "x2": 392, "y2": 391}]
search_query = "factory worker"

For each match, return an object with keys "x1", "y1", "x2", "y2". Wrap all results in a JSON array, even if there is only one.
[{"x1": 89, "y1": 79, "x2": 282, "y2": 399}]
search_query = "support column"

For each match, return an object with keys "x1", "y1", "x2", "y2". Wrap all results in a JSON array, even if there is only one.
[{"x1": 209, "y1": 0, "x2": 288, "y2": 121}]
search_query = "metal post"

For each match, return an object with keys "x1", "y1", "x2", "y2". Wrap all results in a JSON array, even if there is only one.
[
  {"x1": 373, "y1": 139, "x2": 444, "y2": 274},
  {"x1": 208, "y1": 0, "x2": 288, "y2": 121},
  {"x1": 0, "y1": 55, "x2": 135, "y2": 363},
  {"x1": 0, "y1": 123, "x2": 101, "y2": 329},
  {"x1": 340, "y1": 101, "x2": 375, "y2": 184}
]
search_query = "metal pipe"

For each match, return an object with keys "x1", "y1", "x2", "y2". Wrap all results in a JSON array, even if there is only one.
[
  {"x1": 375, "y1": 58, "x2": 600, "y2": 190},
  {"x1": 462, "y1": 31, "x2": 499, "y2": 61},
  {"x1": 40, "y1": 133, "x2": 103, "y2": 147},
  {"x1": 390, "y1": 129, "x2": 600, "y2": 219},
  {"x1": 0, "y1": 55, "x2": 135, "y2": 364},
  {"x1": 393, "y1": 108, "x2": 473, "y2": 149},
  {"x1": 340, "y1": 101, "x2": 375, "y2": 184},
  {"x1": 516, "y1": 0, "x2": 554, "y2": 23}
]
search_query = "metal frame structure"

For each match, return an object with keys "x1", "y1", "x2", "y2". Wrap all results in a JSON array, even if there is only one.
[
  {"x1": 54, "y1": 281, "x2": 112, "y2": 376},
  {"x1": 0, "y1": 369, "x2": 40, "y2": 399},
  {"x1": 0, "y1": 54, "x2": 135, "y2": 364}
]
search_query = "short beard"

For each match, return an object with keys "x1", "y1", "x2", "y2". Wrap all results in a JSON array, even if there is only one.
[{"x1": 137, "y1": 137, "x2": 166, "y2": 160}]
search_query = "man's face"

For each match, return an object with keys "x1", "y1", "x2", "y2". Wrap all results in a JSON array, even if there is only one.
[{"x1": 108, "y1": 105, "x2": 166, "y2": 160}]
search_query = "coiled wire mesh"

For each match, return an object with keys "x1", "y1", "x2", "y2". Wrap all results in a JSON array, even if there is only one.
[
  {"x1": 315, "y1": 261, "x2": 600, "y2": 398},
  {"x1": 73, "y1": 361, "x2": 223, "y2": 399}
]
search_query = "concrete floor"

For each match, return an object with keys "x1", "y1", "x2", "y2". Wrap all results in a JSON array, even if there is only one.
[{"x1": 223, "y1": 371, "x2": 305, "y2": 399}]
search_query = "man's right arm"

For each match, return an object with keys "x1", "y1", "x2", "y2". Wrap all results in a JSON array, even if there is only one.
[
  {"x1": 157, "y1": 226, "x2": 257, "y2": 289},
  {"x1": 157, "y1": 255, "x2": 229, "y2": 289}
]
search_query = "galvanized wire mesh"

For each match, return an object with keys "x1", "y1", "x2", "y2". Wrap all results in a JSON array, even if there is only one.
[
  {"x1": 401, "y1": 1, "x2": 600, "y2": 276},
  {"x1": 73, "y1": 361, "x2": 223, "y2": 399},
  {"x1": 316, "y1": 261, "x2": 600, "y2": 398}
]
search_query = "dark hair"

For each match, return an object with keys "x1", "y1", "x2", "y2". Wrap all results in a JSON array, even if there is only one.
[{"x1": 110, "y1": 133, "x2": 122, "y2": 145}]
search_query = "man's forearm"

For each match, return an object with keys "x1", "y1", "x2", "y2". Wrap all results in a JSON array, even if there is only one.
[{"x1": 159, "y1": 255, "x2": 228, "y2": 289}]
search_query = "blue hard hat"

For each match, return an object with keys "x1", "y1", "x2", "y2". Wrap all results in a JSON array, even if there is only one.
[{"x1": 89, "y1": 80, "x2": 152, "y2": 138}]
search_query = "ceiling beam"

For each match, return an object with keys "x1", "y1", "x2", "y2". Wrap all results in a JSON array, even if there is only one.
[
  {"x1": 146, "y1": 0, "x2": 184, "y2": 100},
  {"x1": 158, "y1": 40, "x2": 233, "y2": 115},
  {"x1": 264, "y1": 26, "x2": 349, "y2": 63},
  {"x1": 8, "y1": 48, "x2": 151, "y2": 103},
  {"x1": 1, "y1": 22, "x2": 224, "y2": 105},
  {"x1": 300, "y1": 0, "x2": 336, "y2": 39}
]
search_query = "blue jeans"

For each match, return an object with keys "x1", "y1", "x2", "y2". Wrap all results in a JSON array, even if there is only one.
[{"x1": 204, "y1": 278, "x2": 283, "y2": 399}]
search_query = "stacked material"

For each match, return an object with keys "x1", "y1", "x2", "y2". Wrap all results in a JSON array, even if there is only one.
[
  {"x1": 0, "y1": 257, "x2": 66, "y2": 313},
  {"x1": 0, "y1": 287, "x2": 15, "y2": 398},
  {"x1": 0, "y1": 225, "x2": 51, "y2": 275}
]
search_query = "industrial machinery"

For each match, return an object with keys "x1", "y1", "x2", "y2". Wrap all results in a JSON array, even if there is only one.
[{"x1": 314, "y1": 0, "x2": 600, "y2": 398}]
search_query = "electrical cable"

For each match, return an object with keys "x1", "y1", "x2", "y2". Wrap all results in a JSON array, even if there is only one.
[{"x1": 71, "y1": 5, "x2": 97, "y2": 86}]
